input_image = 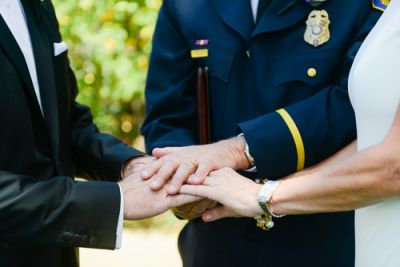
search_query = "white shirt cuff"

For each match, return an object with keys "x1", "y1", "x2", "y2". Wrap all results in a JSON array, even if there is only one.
[
  {"x1": 115, "y1": 184, "x2": 124, "y2": 249},
  {"x1": 245, "y1": 166, "x2": 257, "y2": 172}
]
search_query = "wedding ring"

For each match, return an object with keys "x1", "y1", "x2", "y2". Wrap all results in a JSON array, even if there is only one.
[{"x1": 190, "y1": 159, "x2": 199, "y2": 169}]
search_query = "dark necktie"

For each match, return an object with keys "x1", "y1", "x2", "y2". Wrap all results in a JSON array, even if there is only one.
[{"x1": 256, "y1": 0, "x2": 270, "y2": 23}]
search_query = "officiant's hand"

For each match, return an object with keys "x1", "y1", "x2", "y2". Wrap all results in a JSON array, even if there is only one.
[{"x1": 141, "y1": 136, "x2": 250, "y2": 194}]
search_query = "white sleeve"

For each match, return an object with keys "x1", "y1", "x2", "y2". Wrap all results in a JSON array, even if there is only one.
[{"x1": 115, "y1": 184, "x2": 124, "y2": 249}]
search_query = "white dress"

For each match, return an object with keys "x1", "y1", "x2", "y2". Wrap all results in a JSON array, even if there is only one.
[{"x1": 349, "y1": 1, "x2": 400, "y2": 266}]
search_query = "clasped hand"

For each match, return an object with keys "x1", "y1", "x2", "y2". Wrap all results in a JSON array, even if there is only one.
[
  {"x1": 119, "y1": 138, "x2": 264, "y2": 222},
  {"x1": 137, "y1": 138, "x2": 263, "y2": 221},
  {"x1": 118, "y1": 156, "x2": 201, "y2": 220},
  {"x1": 141, "y1": 137, "x2": 250, "y2": 194}
]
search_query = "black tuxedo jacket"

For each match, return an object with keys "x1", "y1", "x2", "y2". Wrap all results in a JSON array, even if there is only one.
[{"x1": 0, "y1": 1, "x2": 141, "y2": 266}]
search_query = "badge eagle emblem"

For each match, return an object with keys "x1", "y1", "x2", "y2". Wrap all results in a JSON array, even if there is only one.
[{"x1": 304, "y1": 10, "x2": 331, "y2": 47}]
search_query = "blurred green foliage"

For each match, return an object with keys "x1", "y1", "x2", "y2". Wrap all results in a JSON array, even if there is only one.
[
  {"x1": 53, "y1": 0, "x2": 186, "y2": 230},
  {"x1": 53, "y1": 0, "x2": 161, "y2": 146}
]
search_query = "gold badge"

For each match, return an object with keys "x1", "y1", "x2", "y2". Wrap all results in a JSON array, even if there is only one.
[{"x1": 304, "y1": 10, "x2": 331, "y2": 47}]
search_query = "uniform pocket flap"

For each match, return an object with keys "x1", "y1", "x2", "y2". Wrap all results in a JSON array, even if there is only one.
[{"x1": 273, "y1": 48, "x2": 344, "y2": 88}]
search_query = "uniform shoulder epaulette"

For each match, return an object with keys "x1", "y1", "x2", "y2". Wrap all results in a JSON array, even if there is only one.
[{"x1": 372, "y1": 0, "x2": 390, "y2": 12}]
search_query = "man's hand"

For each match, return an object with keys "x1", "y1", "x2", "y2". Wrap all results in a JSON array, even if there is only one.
[
  {"x1": 118, "y1": 173, "x2": 201, "y2": 220},
  {"x1": 141, "y1": 136, "x2": 250, "y2": 194},
  {"x1": 122, "y1": 156, "x2": 156, "y2": 178}
]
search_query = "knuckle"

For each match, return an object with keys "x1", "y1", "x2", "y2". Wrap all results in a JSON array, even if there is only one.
[
  {"x1": 216, "y1": 207, "x2": 224, "y2": 218},
  {"x1": 201, "y1": 159, "x2": 211, "y2": 166},
  {"x1": 199, "y1": 165, "x2": 211, "y2": 175},
  {"x1": 164, "y1": 158, "x2": 176, "y2": 165},
  {"x1": 182, "y1": 161, "x2": 194, "y2": 169}
]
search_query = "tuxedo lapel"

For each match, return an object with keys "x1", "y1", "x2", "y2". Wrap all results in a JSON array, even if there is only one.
[
  {"x1": 0, "y1": 16, "x2": 43, "y2": 111},
  {"x1": 23, "y1": 2, "x2": 60, "y2": 160},
  {"x1": 252, "y1": 0, "x2": 312, "y2": 38},
  {"x1": 211, "y1": 0, "x2": 254, "y2": 42}
]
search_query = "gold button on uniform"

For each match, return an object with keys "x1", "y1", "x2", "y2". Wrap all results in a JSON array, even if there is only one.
[{"x1": 307, "y1": 68, "x2": 317, "y2": 78}]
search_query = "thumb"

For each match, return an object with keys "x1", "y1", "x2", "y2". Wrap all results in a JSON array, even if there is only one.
[{"x1": 202, "y1": 206, "x2": 238, "y2": 222}]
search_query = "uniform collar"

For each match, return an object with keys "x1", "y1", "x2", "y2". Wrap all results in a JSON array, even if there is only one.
[
  {"x1": 211, "y1": 0, "x2": 313, "y2": 40},
  {"x1": 252, "y1": 0, "x2": 312, "y2": 37},
  {"x1": 211, "y1": 0, "x2": 255, "y2": 42}
]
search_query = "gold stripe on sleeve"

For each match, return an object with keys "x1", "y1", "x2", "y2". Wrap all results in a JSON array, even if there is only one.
[{"x1": 276, "y1": 109, "x2": 305, "y2": 171}]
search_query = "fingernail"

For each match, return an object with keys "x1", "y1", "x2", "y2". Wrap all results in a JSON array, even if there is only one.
[
  {"x1": 203, "y1": 213, "x2": 212, "y2": 221},
  {"x1": 141, "y1": 170, "x2": 149, "y2": 177}
]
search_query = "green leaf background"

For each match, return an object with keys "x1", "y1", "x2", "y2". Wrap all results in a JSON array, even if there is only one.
[
  {"x1": 53, "y1": 0, "x2": 182, "y2": 229},
  {"x1": 54, "y1": 0, "x2": 161, "y2": 149}
]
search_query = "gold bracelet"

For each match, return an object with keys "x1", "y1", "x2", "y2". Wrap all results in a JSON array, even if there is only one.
[
  {"x1": 254, "y1": 179, "x2": 284, "y2": 230},
  {"x1": 255, "y1": 214, "x2": 274, "y2": 230}
]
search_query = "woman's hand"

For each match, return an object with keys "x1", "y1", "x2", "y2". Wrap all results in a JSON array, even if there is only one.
[{"x1": 180, "y1": 167, "x2": 263, "y2": 222}]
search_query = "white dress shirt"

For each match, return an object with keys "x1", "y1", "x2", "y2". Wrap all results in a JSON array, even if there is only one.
[
  {"x1": 0, "y1": 0, "x2": 43, "y2": 111},
  {"x1": 0, "y1": 0, "x2": 124, "y2": 249},
  {"x1": 251, "y1": 0, "x2": 259, "y2": 22}
]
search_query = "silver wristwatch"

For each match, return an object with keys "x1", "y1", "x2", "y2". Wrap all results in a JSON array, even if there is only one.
[{"x1": 255, "y1": 180, "x2": 284, "y2": 230}]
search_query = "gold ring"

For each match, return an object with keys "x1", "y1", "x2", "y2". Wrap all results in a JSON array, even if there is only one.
[{"x1": 190, "y1": 159, "x2": 199, "y2": 169}]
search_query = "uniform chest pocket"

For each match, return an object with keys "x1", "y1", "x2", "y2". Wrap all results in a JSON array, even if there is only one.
[
  {"x1": 198, "y1": 46, "x2": 235, "y2": 83},
  {"x1": 273, "y1": 48, "x2": 345, "y2": 88}
]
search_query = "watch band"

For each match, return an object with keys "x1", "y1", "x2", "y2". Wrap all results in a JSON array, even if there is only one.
[{"x1": 255, "y1": 180, "x2": 285, "y2": 230}]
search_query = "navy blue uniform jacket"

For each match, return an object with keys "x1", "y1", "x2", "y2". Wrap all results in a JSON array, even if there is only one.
[{"x1": 142, "y1": 0, "x2": 381, "y2": 266}]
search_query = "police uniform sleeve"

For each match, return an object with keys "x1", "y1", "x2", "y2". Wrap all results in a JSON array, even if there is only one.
[
  {"x1": 239, "y1": 9, "x2": 381, "y2": 179},
  {"x1": 141, "y1": 0, "x2": 197, "y2": 152}
]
